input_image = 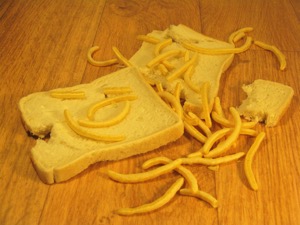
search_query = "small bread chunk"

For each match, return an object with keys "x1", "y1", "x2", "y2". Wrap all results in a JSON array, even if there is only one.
[{"x1": 237, "y1": 79, "x2": 294, "y2": 127}]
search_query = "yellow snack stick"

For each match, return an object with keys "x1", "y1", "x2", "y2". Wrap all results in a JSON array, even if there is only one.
[
  {"x1": 137, "y1": 35, "x2": 160, "y2": 44},
  {"x1": 228, "y1": 27, "x2": 254, "y2": 44},
  {"x1": 244, "y1": 132, "x2": 266, "y2": 191},
  {"x1": 112, "y1": 46, "x2": 133, "y2": 67},
  {"x1": 179, "y1": 188, "x2": 218, "y2": 208},
  {"x1": 116, "y1": 177, "x2": 184, "y2": 216},
  {"x1": 211, "y1": 111, "x2": 231, "y2": 127},
  {"x1": 107, "y1": 159, "x2": 182, "y2": 183},
  {"x1": 201, "y1": 128, "x2": 231, "y2": 155},
  {"x1": 158, "y1": 64, "x2": 169, "y2": 75},
  {"x1": 142, "y1": 156, "x2": 198, "y2": 193},
  {"x1": 232, "y1": 32, "x2": 246, "y2": 43},
  {"x1": 213, "y1": 97, "x2": 226, "y2": 118},
  {"x1": 147, "y1": 49, "x2": 182, "y2": 68},
  {"x1": 183, "y1": 111, "x2": 199, "y2": 126},
  {"x1": 87, "y1": 46, "x2": 118, "y2": 67},
  {"x1": 188, "y1": 112, "x2": 212, "y2": 137},
  {"x1": 162, "y1": 60, "x2": 175, "y2": 70},
  {"x1": 167, "y1": 53, "x2": 198, "y2": 81},
  {"x1": 241, "y1": 121, "x2": 258, "y2": 129},
  {"x1": 182, "y1": 36, "x2": 253, "y2": 55},
  {"x1": 212, "y1": 111, "x2": 257, "y2": 128},
  {"x1": 183, "y1": 121, "x2": 207, "y2": 143},
  {"x1": 78, "y1": 101, "x2": 130, "y2": 128},
  {"x1": 50, "y1": 91, "x2": 86, "y2": 99},
  {"x1": 182, "y1": 152, "x2": 245, "y2": 166},
  {"x1": 154, "y1": 38, "x2": 173, "y2": 55},
  {"x1": 184, "y1": 50, "x2": 190, "y2": 62},
  {"x1": 87, "y1": 95, "x2": 137, "y2": 120},
  {"x1": 155, "y1": 82, "x2": 164, "y2": 93},
  {"x1": 174, "y1": 82, "x2": 182, "y2": 101},
  {"x1": 208, "y1": 165, "x2": 220, "y2": 171},
  {"x1": 103, "y1": 87, "x2": 132, "y2": 95},
  {"x1": 254, "y1": 40, "x2": 286, "y2": 70},
  {"x1": 183, "y1": 66, "x2": 200, "y2": 93},
  {"x1": 187, "y1": 151, "x2": 203, "y2": 158},
  {"x1": 240, "y1": 128, "x2": 258, "y2": 136},
  {"x1": 205, "y1": 107, "x2": 242, "y2": 158},
  {"x1": 64, "y1": 110, "x2": 125, "y2": 142},
  {"x1": 200, "y1": 82, "x2": 212, "y2": 128},
  {"x1": 158, "y1": 91, "x2": 183, "y2": 119}
]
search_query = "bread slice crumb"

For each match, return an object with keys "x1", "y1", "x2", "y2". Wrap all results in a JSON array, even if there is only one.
[{"x1": 237, "y1": 79, "x2": 294, "y2": 127}]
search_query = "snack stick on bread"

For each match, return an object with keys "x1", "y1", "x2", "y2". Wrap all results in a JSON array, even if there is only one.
[
  {"x1": 19, "y1": 67, "x2": 184, "y2": 184},
  {"x1": 130, "y1": 24, "x2": 235, "y2": 116},
  {"x1": 237, "y1": 79, "x2": 294, "y2": 127}
]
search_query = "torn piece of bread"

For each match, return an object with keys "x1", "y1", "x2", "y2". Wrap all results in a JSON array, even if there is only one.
[
  {"x1": 19, "y1": 67, "x2": 184, "y2": 184},
  {"x1": 237, "y1": 79, "x2": 294, "y2": 127},
  {"x1": 130, "y1": 24, "x2": 235, "y2": 116}
]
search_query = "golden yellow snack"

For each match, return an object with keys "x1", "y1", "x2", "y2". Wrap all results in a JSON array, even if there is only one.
[
  {"x1": 154, "y1": 38, "x2": 173, "y2": 55},
  {"x1": 213, "y1": 97, "x2": 226, "y2": 118},
  {"x1": 244, "y1": 132, "x2": 266, "y2": 191},
  {"x1": 147, "y1": 49, "x2": 182, "y2": 68},
  {"x1": 142, "y1": 156, "x2": 198, "y2": 193},
  {"x1": 107, "y1": 158, "x2": 182, "y2": 183},
  {"x1": 161, "y1": 60, "x2": 175, "y2": 70},
  {"x1": 87, "y1": 46, "x2": 118, "y2": 67},
  {"x1": 183, "y1": 111, "x2": 199, "y2": 126},
  {"x1": 116, "y1": 178, "x2": 184, "y2": 216},
  {"x1": 204, "y1": 107, "x2": 242, "y2": 158},
  {"x1": 182, "y1": 152, "x2": 245, "y2": 166},
  {"x1": 167, "y1": 53, "x2": 198, "y2": 81},
  {"x1": 64, "y1": 110, "x2": 125, "y2": 142},
  {"x1": 228, "y1": 27, "x2": 254, "y2": 44},
  {"x1": 137, "y1": 35, "x2": 160, "y2": 44},
  {"x1": 155, "y1": 82, "x2": 164, "y2": 93},
  {"x1": 182, "y1": 36, "x2": 253, "y2": 55},
  {"x1": 87, "y1": 95, "x2": 137, "y2": 120},
  {"x1": 212, "y1": 111, "x2": 258, "y2": 129},
  {"x1": 188, "y1": 112, "x2": 212, "y2": 137},
  {"x1": 200, "y1": 82, "x2": 212, "y2": 128},
  {"x1": 158, "y1": 64, "x2": 169, "y2": 75},
  {"x1": 183, "y1": 66, "x2": 200, "y2": 93},
  {"x1": 78, "y1": 101, "x2": 130, "y2": 128},
  {"x1": 50, "y1": 91, "x2": 86, "y2": 99},
  {"x1": 158, "y1": 91, "x2": 183, "y2": 119},
  {"x1": 183, "y1": 121, "x2": 207, "y2": 143},
  {"x1": 184, "y1": 50, "x2": 190, "y2": 62},
  {"x1": 174, "y1": 82, "x2": 182, "y2": 101},
  {"x1": 103, "y1": 87, "x2": 132, "y2": 95},
  {"x1": 254, "y1": 40, "x2": 286, "y2": 70},
  {"x1": 201, "y1": 127, "x2": 231, "y2": 155},
  {"x1": 112, "y1": 46, "x2": 133, "y2": 67},
  {"x1": 179, "y1": 188, "x2": 218, "y2": 208},
  {"x1": 240, "y1": 128, "x2": 258, "y2": 136}
]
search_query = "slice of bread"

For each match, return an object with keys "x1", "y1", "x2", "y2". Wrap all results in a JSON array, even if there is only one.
[
  {"x1": 19, "y1": 67, "x2": 184, "y2": 184},
  {"x1": 130, "y1": 24, "x2": 235, "y2": 116},
  {"x1": 237, "y1": 79, "x2": 294, "y2": 127}
]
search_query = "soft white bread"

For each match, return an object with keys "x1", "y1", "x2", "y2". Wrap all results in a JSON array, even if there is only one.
[
  {"x1": 237, "y1": 79, "x2": 294, "y2": 127},
  {"x1": 130, "y1": 24, "x2": 234, "y2": 116},
  {"x1": 19, "y1": 67, "x2": 184, "y2": 184}
]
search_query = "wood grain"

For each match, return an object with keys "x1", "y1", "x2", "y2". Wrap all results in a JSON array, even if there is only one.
[{"x1": 0, "y1": 0, "x2": 299, "y2": 225}]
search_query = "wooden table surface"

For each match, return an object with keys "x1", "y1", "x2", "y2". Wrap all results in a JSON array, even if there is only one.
[{"x1": 1, "y1": 0, "x2": 300, "y2": 224}]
